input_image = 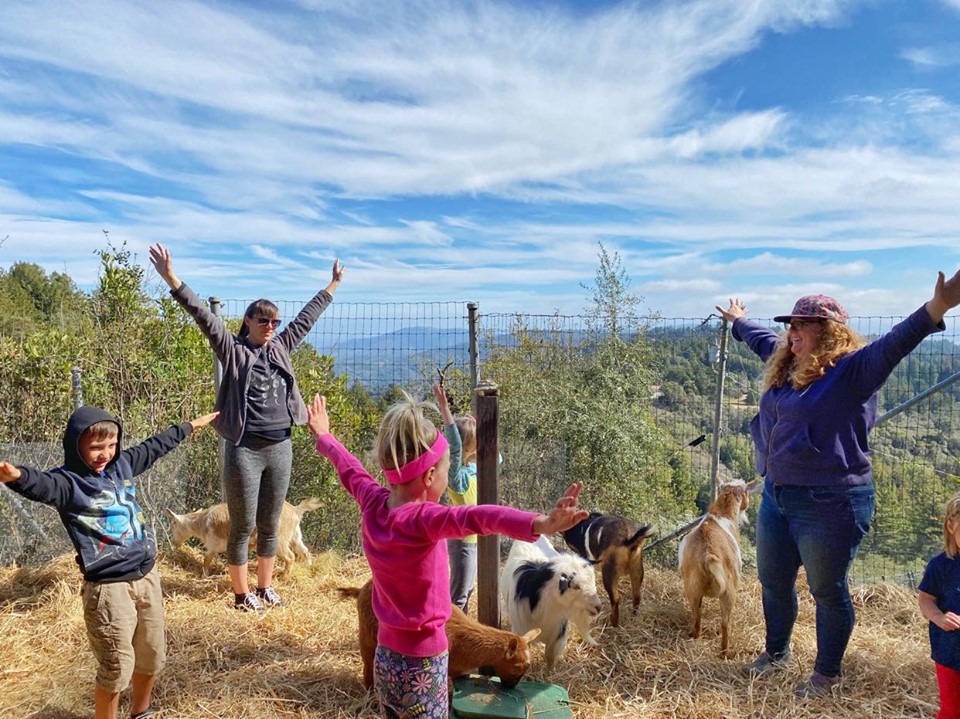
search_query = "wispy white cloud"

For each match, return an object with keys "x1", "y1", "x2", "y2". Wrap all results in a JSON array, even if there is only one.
[
  {"x1": 639, "y1": 277, "x2": 724, "y2": 293},
  {"x1": 900, "y1": 46, "x2": 960, "y2": 69},
  {"x1": 1, "y1": 0, "x2": 957, "y2": 321},
  {"x1": 0, "y1": 0, "x2": 856, "y2": 201},
  {"x1": 702, "y1": 253, "x2": 872, "y2": 278}
]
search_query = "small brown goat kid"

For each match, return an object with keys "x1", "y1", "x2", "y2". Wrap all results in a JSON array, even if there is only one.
[
  {"x1": 677, "y1": 480, "x2": 754, "y2": 656},
  {"x1": 337, "y1": 579, "x2": 540, "y2": 690},
  {"x1": 165, "y1": 497, "x2": 322, "y2": 577}
]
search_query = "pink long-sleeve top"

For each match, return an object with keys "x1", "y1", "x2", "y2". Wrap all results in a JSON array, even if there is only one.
[{"x1": 316, "y1": 433, "x2": 539, "y2": 657}]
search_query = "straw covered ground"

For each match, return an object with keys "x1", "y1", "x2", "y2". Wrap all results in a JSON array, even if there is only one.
[{"x1": 0, "y1": 547, "x2": 940, "y2": 719}]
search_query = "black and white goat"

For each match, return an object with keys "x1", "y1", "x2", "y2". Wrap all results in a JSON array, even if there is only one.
[{"x1": 500, "y1": 536, "x2": 602, "y2": 669}]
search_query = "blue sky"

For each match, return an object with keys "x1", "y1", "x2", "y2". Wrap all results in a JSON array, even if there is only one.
[{"x1": 0, "y1": 0, "x2": 958, "y2": 320}]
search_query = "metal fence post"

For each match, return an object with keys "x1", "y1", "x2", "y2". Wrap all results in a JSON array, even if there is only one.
[
  {"x1": 475, "y1": 380, "x2": 500, "y2": 628},
  {"x1": 71, "y1": 366, "x2": 84, "y2": 409},
  {"x1": 709, "y1": 318, "x2": 730, "y2": 500},
  {"x1": 468, "y1": 302, "x2": 479, "y2": 416}
]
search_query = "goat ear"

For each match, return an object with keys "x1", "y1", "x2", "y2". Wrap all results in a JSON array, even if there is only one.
[
  {"x1": 507, "y1": 636, "x2": 520, "y2": 658},
  {"x1": 521, "y1": 628, "x2": 541, "y2": 643},
  {"x1": 164, "y1": 508, "x2": 177, "y2": 521}
]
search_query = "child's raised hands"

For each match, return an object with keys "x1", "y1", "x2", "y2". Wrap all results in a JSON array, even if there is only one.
[
  {"x1": 0, "y1": 461, "x2": 22, "y2": 483},
  {"x1": 432, "y1": 383, "x2": 454, "y2": 425},
  {"x1": 532, "y1": 483, "x2": 589, "y2": 536},
  {"x1": 306, "y1": 394, "x2": 330, "y2": 438}
]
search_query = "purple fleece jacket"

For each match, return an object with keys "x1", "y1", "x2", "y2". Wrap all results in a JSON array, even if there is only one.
[{"x1": 732, "y1": 305, "x2": 943, "y2": 487}]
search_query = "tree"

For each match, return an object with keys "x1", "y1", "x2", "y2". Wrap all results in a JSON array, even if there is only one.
[{"x1": 486, "y1": 246, "x2": 693, "y2": 522}]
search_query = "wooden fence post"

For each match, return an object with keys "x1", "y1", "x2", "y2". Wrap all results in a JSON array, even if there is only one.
[{"x1": 475, "y1": 380, "x2": 500, "y2": 628}]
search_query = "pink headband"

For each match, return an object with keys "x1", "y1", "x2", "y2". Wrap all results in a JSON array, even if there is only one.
[{"x1": 383, "y1": 432, "x2": 449, "y2": 485}]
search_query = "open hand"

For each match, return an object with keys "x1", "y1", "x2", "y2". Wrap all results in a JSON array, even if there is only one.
[
  {"x1": 0, "y1": 461, "x2": 22, "y2": 483},
  {"x1": 332, "y1": 259, "x2": 345, "y2": 284},
  {"x1": 532, "y1": 483, "x2": 589, "y2": 535},
  {"x1": 189, "y1": 411, "x2": 220, "y2": 430},
  {"x1": 715, "y1": 298, "x2": 747, "y2": 323},
  {"x1": 935, "y1": 269, "x2": 960, "y2": 311},
  {"x1": 306, "y1": 394, "x2": 330, "y2": 437},
  {"x1": 148, "y1": 244, "x2": 182, "y2": 290},
  {"x1": 939, "y1": 611, "x2": 960, "y2": 632}
]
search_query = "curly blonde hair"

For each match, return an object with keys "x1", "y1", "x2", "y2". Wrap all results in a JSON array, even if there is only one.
[
  {"x1": 762, "y1": 320, "x2": 866, "y2": 390},
  {"x1": 376, "y1": 391, "x2": 444, "y2": 474},
  {"x1": 944, "y1": 493, "x2": 960, "y2": 559}
]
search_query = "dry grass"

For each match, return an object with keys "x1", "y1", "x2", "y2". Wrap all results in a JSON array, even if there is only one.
[{"x1": 0, "y1": 549, "x2": 939, "y2": 718}]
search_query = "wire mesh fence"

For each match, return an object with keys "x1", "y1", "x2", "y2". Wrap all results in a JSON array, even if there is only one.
[{"x1": 1, "y1": 300, "x2": 958, "y2": 588}]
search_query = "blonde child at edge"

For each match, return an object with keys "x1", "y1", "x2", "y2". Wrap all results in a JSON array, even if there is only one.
[
  {"x1": 432, "y1": 384, "x2": 480, "y2": 612},
  {"x1": 307, "y1": 393, "x2": 587, "y2": 718},
  {"x1": 919, "y1": 493, "x2": 960, "y2": 719}
]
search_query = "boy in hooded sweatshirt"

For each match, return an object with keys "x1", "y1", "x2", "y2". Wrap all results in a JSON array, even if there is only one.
[{"x1": 0, "y1": 405, "x2": 217, "y2": 719}]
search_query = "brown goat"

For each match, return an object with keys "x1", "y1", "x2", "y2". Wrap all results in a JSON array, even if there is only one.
[
  {"x1": 562, "y1": 513, "x2": 656, "y2": 627},
  {"x1": 677, "y1": 480, "x2": 753, "y2": 656},
  {"x1": 337, "y1": 579, "x2": 540, "y2": 690}
]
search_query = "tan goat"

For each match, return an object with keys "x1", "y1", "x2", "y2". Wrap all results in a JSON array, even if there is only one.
[
  {"x1": 338, "y1": 579, "x2": 540, "y2": 690},
  {"x1": 165, "y1": 497, "x2": 322, "y2": 577},
  {"x1": 677, "y1": 480, "x2": 753, "y2": 656}
]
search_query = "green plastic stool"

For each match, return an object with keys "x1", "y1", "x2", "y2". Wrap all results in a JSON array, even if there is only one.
[{"x1": 451, "y1": 676, "x2": 573, "y2": 719}]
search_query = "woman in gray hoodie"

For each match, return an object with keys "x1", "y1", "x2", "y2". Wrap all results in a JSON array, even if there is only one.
[{"x1": 149, "y1": 244, "x2": 344, "y2": 611}]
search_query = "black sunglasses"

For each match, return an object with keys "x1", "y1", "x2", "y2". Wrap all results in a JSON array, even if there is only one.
[
  {"x1": 254, "y1": 317, "x2": 282, "y2": 329},
  {"x1": 784, "y1": 319, "x2": 822, "y2": 330}
]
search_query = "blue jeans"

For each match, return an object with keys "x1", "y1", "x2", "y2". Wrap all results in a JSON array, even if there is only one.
[{"x1": 756, "y1": 481, "x2": 874, "y2": 678}]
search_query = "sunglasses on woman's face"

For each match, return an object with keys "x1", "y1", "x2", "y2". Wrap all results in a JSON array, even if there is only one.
[
  {"x1": 254, "y1": 317, "x2": 282, "y2": 329},
  {"x1": 784, "y1": 319, "x2": 821, "y2": 330}
]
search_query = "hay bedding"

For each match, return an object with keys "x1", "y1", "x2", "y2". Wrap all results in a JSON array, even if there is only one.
[{"x1": 0, "y1": 549, "x2": 939, "y2": 719}]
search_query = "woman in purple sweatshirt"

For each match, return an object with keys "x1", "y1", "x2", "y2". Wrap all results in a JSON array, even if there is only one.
[{"x1": 717, "y1": 268, "x2": 960, "y2": 698}]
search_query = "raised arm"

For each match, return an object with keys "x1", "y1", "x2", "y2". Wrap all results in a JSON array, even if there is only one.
[
  {"x1": 925, "y1": 269, "x2": 960, "y2": 325},
  {"x1": 149, "y1": 244, "x2": 236, "y2": 360},
  {"x1": 326, "y1": 258, "x2": 345, "y2": 296},
  {"x1": 717, "y1": 297, "x2": 780, "y2": 361},
  {"x1": 276, "y1": 259, "x2": 345, "y2": 351},
  {"x1": 531, "y1": 483, "x2": 589, "y2": 535},
  {"x1": 434, "y1": 382, "x2": 454, "y2": 426},
  {"x1": 715, "y1": 297, "x2": 747, "y2": 324},
  {"x1": 433, "y1": 384, "x2": 463, "y2": 484},
  {"x1": 148, "y1": 243, "x2": 182, "y2": 292},
  {"x1": 1, "y1": 463, "x2": 72, "y2": 506},
  {"x1": 308, "y1": 394, "x2": 383, "y2": 508}
]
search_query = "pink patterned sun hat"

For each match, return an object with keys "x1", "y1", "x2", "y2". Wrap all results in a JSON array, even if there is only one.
[{"x1": 773, "y1": 295, "x2": 849, "y2": 324}]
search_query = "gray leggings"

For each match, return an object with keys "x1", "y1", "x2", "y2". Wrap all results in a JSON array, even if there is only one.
[{"x1": 222, "y1": 438, "x2": 292, "y2": 565}]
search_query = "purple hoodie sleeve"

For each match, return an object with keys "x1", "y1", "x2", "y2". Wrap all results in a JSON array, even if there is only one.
[
  {"x1": 732, "y1": 318, "x2": 781, "y2": 362},
  {"x1": 843, "y1": 304, "x2": 944, "y2": 399}
]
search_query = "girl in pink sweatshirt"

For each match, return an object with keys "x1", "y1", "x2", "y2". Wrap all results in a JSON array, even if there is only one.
[{"x1": 306, "y1": 393, "x2": 586, "y2": 719}]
